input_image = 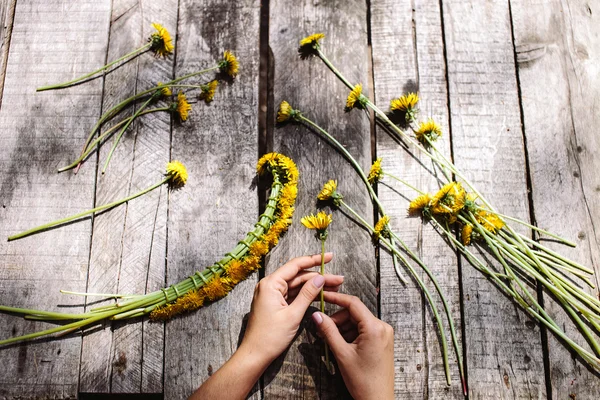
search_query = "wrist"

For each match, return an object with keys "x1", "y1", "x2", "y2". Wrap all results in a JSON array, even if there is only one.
[{"x1": 234, "y1": 342, "x2": 274, "y2": 375}]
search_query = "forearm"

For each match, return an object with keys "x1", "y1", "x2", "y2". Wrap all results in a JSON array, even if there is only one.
[{"x1": 189, "y1": 344, "x2": 270, "y2": 400}]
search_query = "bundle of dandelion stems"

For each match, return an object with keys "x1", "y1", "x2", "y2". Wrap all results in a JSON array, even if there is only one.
[
  {"x1": 0, "y1": 153, "x2": 298, "y2": 346},
  {"x1": 295, "y1": 33, "x2": 600, "y2": 376}
]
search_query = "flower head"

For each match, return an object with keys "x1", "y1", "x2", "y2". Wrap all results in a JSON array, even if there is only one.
[
  {"x1": 415, "y1": 119, "x2": 442, "y2": 146},
  {"x1": 475, "y1": 210, "x2": 505, "y2": 234},
  {"x1": 277, "y1": 100, "x2": 298, "y2": 123},
  {"x1": 249, "y1": 240, "x2": 269, "y2": 257},
  {"x1": 219, "y1": 51, "x2": 239, "y2": 78},
  {"x1": 367, "y1": 158, "x2": 383, "y2": 184},
  {"x1": 256, "y1": 153, "x2": 299, "y2": 185},
  {"x1": 301, "y1": 211, "x2": 332, "y2": 239},
  {"x1": 373, "y1": 215, "x2": 390, "y2": 239},
  {"x1": 174, "y1": 92, "x2": 192, "y2": 121},
  {"x1": 199, "y1": 80, "x2": 218, "y2": 103},
  {"x1": 299, "y1": 33, "x2": 325, "y2": 55},
  {"x1": 345, "y1": 84, "x2": 366, "y2": 111},
  {"x1": 166, "y1": 160, "x2": 188, "y2": 189},
  {"x1": 318, "y1": 180, "x2": 339, "y2": 201},
  {"x1": 390, "y1": 93, "x2": 419, "y2": 122},
  {"x1": 149, "y1": 23, "x2": 174, "y2": 57},
  {"x1": 202, "y1": 277, "x2": 232, "y2": 301},
  {"x1": 461, "y1": 224, "x2": 473, "y2": 245},
  {"x1": 408, "y1": 193, "x2": 433, "y2": 217},
  {"x1": 157, "y1": 81, "x2": 172, "y2": 97},
  {"x1": 431, "y1": 182, "x2": 466, "y2": 217}
]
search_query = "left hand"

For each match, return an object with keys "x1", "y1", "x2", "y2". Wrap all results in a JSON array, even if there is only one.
[{"x1": 238, "y1": 253, "x2": 342, "y2": 365}]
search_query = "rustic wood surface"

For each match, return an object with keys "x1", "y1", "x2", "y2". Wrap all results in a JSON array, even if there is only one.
[{"x1": 0, "y1": 0, "x2": 598, "y2": 399}]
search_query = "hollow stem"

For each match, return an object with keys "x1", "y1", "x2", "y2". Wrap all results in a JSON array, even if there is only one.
[{"x1": 383, "y1": 172, "x2": 426, "y2": 195}]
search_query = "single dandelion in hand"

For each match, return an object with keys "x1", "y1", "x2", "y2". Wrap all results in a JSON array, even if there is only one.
[{"x1": 37, "y1": 23, "x2": 175, "y2": 91}]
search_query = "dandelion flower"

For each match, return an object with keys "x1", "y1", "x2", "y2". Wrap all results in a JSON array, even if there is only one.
[
  {"x1": 408, "y1": 193, "x2": 433, "y2": 217},
  {"x1": 202, "y1": 277, "x2": 232, "y2": 301},
  {"x1": 157, "y1": 81, "x2": 172, "y2": 97},
  {"x1": 220, "y1": 51, "x2": 239, "y2": 78},
  {"x1": 415, "y1": 119, "x2": 442, "y2": 146},
  {"x1": 318, "y1": 180, "x2": 338, "y2": 201},
  {"x1": 462, "y1": 224, "x2": 473, "y2": 245},
  {"x1": 390, "y1": 92, "x2": 419, "y2": 122},
  {"x1": 301, "y1": 211, "x2": 332, "y2": 238},
  {"x1": 345, "y1": 84, "x2": 365, "y2": 111},
  {"x1": 431, "y1": 182, "x2": 466, "y2": 217},
  {"x1": 199, "y1": 80, "x2": 218, "y2": 103},
  {"x1": 166, "y1": 160, "x2": 188, "y2": 189},
  {"x1": 149, "y1": 23, "x2": 174, "y2": 58},
  {"x1": 249, "y1": 240, "x2": 269, "y2": 257},
  {"x1": 367, "y1": 158, "x2": 383, "y2": 184},
  {"x1": 475, "y1": 210, "x2": 505, "y2": 234},
  {"x1": 299, "y1": 33, "x2": 325, "y2": 50},
  {"x1": 175, "y1": 92, "x2": 192, "y2": 121},
  {"x1": 225, "y1": 259, "x2": 249, "y2": 285},
  {"x1": 277, "y1": 100, "x2": 294, "y2": 123},
  {"x1": 373, "y1": 215, "x2": 390, "y2": 239}
]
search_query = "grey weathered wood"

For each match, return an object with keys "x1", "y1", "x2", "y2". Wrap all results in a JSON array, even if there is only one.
[
  {"x1": 0, "y1": 0, "x2": 110, "y2": 397},
  {"x1": 510, "y1": 0, "x2": 600, "y2": 398},
  {"x1": 370, "y1": 0, "x2": 463, "y2": 397},
  {"x1": 0, "y1": 0, "x2": 16, "y2": 104},
  {"x1": 163, "y1": 1, "x2": 262, "y2": 399},
  {"x1": 442, "y1": 0, "x2": 547, "y2": 397},
  {"x1": 266, "y1": 1, "x2": 376, "y2": 398},
  {"x1": 78, "y1": 0, "x2": 176, "y2": 393}
]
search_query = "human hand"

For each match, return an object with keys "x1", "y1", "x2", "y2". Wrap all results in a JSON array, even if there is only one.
[
  {"x1": 239, "y1": 253, "x2": 344, "y2": 367},
  {"x1": 312, "y1": 292, "x2": 395, "y2": 400}
]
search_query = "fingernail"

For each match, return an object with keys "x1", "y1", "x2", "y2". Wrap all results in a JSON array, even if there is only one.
[
  {"x1": 313, "y1": 275, "x2": 325, "y2": 288},
  {"x1": 312, "y1": 312, "x2": 323, "y2": 325}
]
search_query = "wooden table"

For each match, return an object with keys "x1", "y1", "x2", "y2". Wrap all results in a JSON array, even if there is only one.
[{"x1": 0, "y1": 0, "x2": 598, "y2": 398}]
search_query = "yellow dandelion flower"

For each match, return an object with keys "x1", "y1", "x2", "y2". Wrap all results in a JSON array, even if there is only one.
[
  {"x1": 408, "y1": 193, "x2": 433, "y2": 217},
  {"x1": 149, "y1": 23, "x2": 174, "y2": 58},
  {"x1": 461, "y1": 224, "x2": 473, "y2": 245},
  {"x1": 475, "y1": 210, "x2": 505, "y2": 234},
  {"x1": 345, "y1": 84, "x2": 364, "y2": 111},
  {"x1": 390, "y1": 93, "x2": 419, "y2": 112},
  {"x1": 225, "y1": 259, "x2": 249, "y2": 285},
  {"x1": 257, "y1": 153, "x2": 280, "y2": 174},
  {"x1": 431, "y1": 182, "x2": 466, "y2": 215},
  {"x1": 301, "y1": 211, "x2": 332, "y2": 232},
  {"x1": 199, "y1": 80, "x2": 218, "y2": 103},
  {"x1": 415, "y1": 119, "x2": 442, "y2": 146},
  {"x1": 166, "y1": 160, "x2": 188, "y2": 189},
  {"x1": 203, "y1": 277, "x2": 232, "y2": 301},
  {"x1": 220, "y1": 51, "x2": 239, "y2": 78},
  {"x1": 299, "y1": 33, "x2": 325, "y2": 49},
  {"x1": 280, "y1": 184, "x2": 298, "y2": 208},
  {"x1": 249, "y1": 240, "x2": 269, "y2": 257},
  {"x1": 149, "y1": 289, "x2": 205, "y2": 321},
  {"x1": 373, "y1": 215, "x2": 390, "y2": 239},
  {"x1": 241, "y1": 255, "x2": 261, "y2": 272},
  {"x1": 173, "y1": 91, "x2": 192, "y2": 121},
  {"x1": 367, "y1": 158, "x2": 383, "y2": 184},
  {"x1": 277, "y1": 100, "x2": 294, "y2": 123},
  {"x1": 318, "y1": 180, "x2": 338, "y2": 201},
  {"x1": 264, "y1": 230, "x2": 279, "y2": 247},
  {"x1": 157, "y1": 81, "x2": 172, "y2": 97}
]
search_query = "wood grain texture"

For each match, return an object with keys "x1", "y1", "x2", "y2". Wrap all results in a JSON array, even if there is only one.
[
  {"x1": 0, "y1": 0, "x2": 16, "y2": 104},
  {"x1": 266, "y1": 1, "x2": 376, "y2": 398},
  {"x1": 0, "y1": 0, "x2": 110, "y2": 398},
  {"x1": 510, "y1": 0, "x2": 600, "y2": 398},
  {"x1": 78, "y1": 0, "x2": 176, "y2": 393},
  {"x1": 441, "y1": 0, "x2": 547, "y2": 398},
  {"x1": 162, "y1": 1, "x2": 262, "y2": 399},
  {"x1": 370, "y1": 0, "x2": 463, "y2": 397}
]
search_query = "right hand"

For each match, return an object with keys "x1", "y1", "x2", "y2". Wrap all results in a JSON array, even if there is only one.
[{"x1": 312, "y1": 292, "x2": 395, "y2": 400}]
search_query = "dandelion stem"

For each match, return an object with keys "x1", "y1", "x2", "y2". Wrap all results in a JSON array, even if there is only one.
[
  {"x1": 320, "y1": 237, "x2": 332, "y2": 372},
  {"x1": 36, "y1": 43, "x2": 152, "y2": 92},
  {"x1": 383, "y1": 172, "x2": 426, "y2": 195},
  {"x1": 8, "y1": 178, "x2": 169, "y2": 241}
]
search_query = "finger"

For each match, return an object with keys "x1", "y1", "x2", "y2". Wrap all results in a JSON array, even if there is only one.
[
  {"x1": 322, "y1": 292, "x2": 375, "y2": 324},
  {"x1": 289, "y1": 275, "x2": 326, "y2": 317},
  {"x1": 330, "y1": 308, "x2": 351, "y2": 326},
  {"x1": 341, "y1": 328, "x2": 359, "y2": 343},
  {"x1": 287, "y1": 284, "x2": 341, "y2": 303},
  {"x1": 288, "y1": 272, "x2": 343, "y2": 289},
  {"x1": 272, "y1": 253, "x2": 333, "y2": 281},
  {"x1": 312, "y1": 312, "x2": 350, "y2": 357}
]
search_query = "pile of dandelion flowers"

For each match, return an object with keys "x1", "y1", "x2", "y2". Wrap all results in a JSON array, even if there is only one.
[
  {"x1": 8, "y1": 161, "x2": 188, "y2": 241},
  {"x1": 36, "y1": 23, "x2": 174, "y2": 92},
  {"x1": 0, "y1": 153, "x2": 298, "y2": 345}
]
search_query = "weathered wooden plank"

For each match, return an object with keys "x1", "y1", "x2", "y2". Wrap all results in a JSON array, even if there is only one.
[
  {"x1": 0, "y1": 0, "x2": 16, "y2": 103},
  {"x1": 266, "y1": 1, "x2": 376, "y2": 398},
  {"x1": 370, "y1": 0, "x2": 463, "y2": 397},
  {"x1": 163, "y1": 1, "x2": 262, "y2": 399},
  {"x1": 78, "y1": 0, "x2": 176, "y2": 393},
  {"x1": 442, "y1": 0, "x2": 547, "y2": 398},
  {"x1": 0, "y1": 0, "x2": 110, "y2": 398},
  {"x1": 510, "y1": 0, "x2": 600, "y2": 398}
]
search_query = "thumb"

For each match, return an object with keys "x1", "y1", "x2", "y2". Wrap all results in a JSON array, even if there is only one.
[
  {"x1": 312, "y1": 311, "x2": 349, "y2": 357},
  {"x1": 289, "y1": 274, "x2": 325, "y2": 316}
]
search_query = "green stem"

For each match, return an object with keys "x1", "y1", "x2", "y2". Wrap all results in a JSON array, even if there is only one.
[
  {"x1": 8, "y1": 178, "x2": 169, "y2": 241},
  {"x1": 36, "y1": 43, "x2": 152, "y2": 92},
  {"x1": 383, "y1": 172, "x2": 426, "y2": 195},
  {"x1": 320, "y1": 238, "x2": 332, "y2": 372},
  {"x1": 101, "y1": 95, "x2": 156, "y2": 174}
]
